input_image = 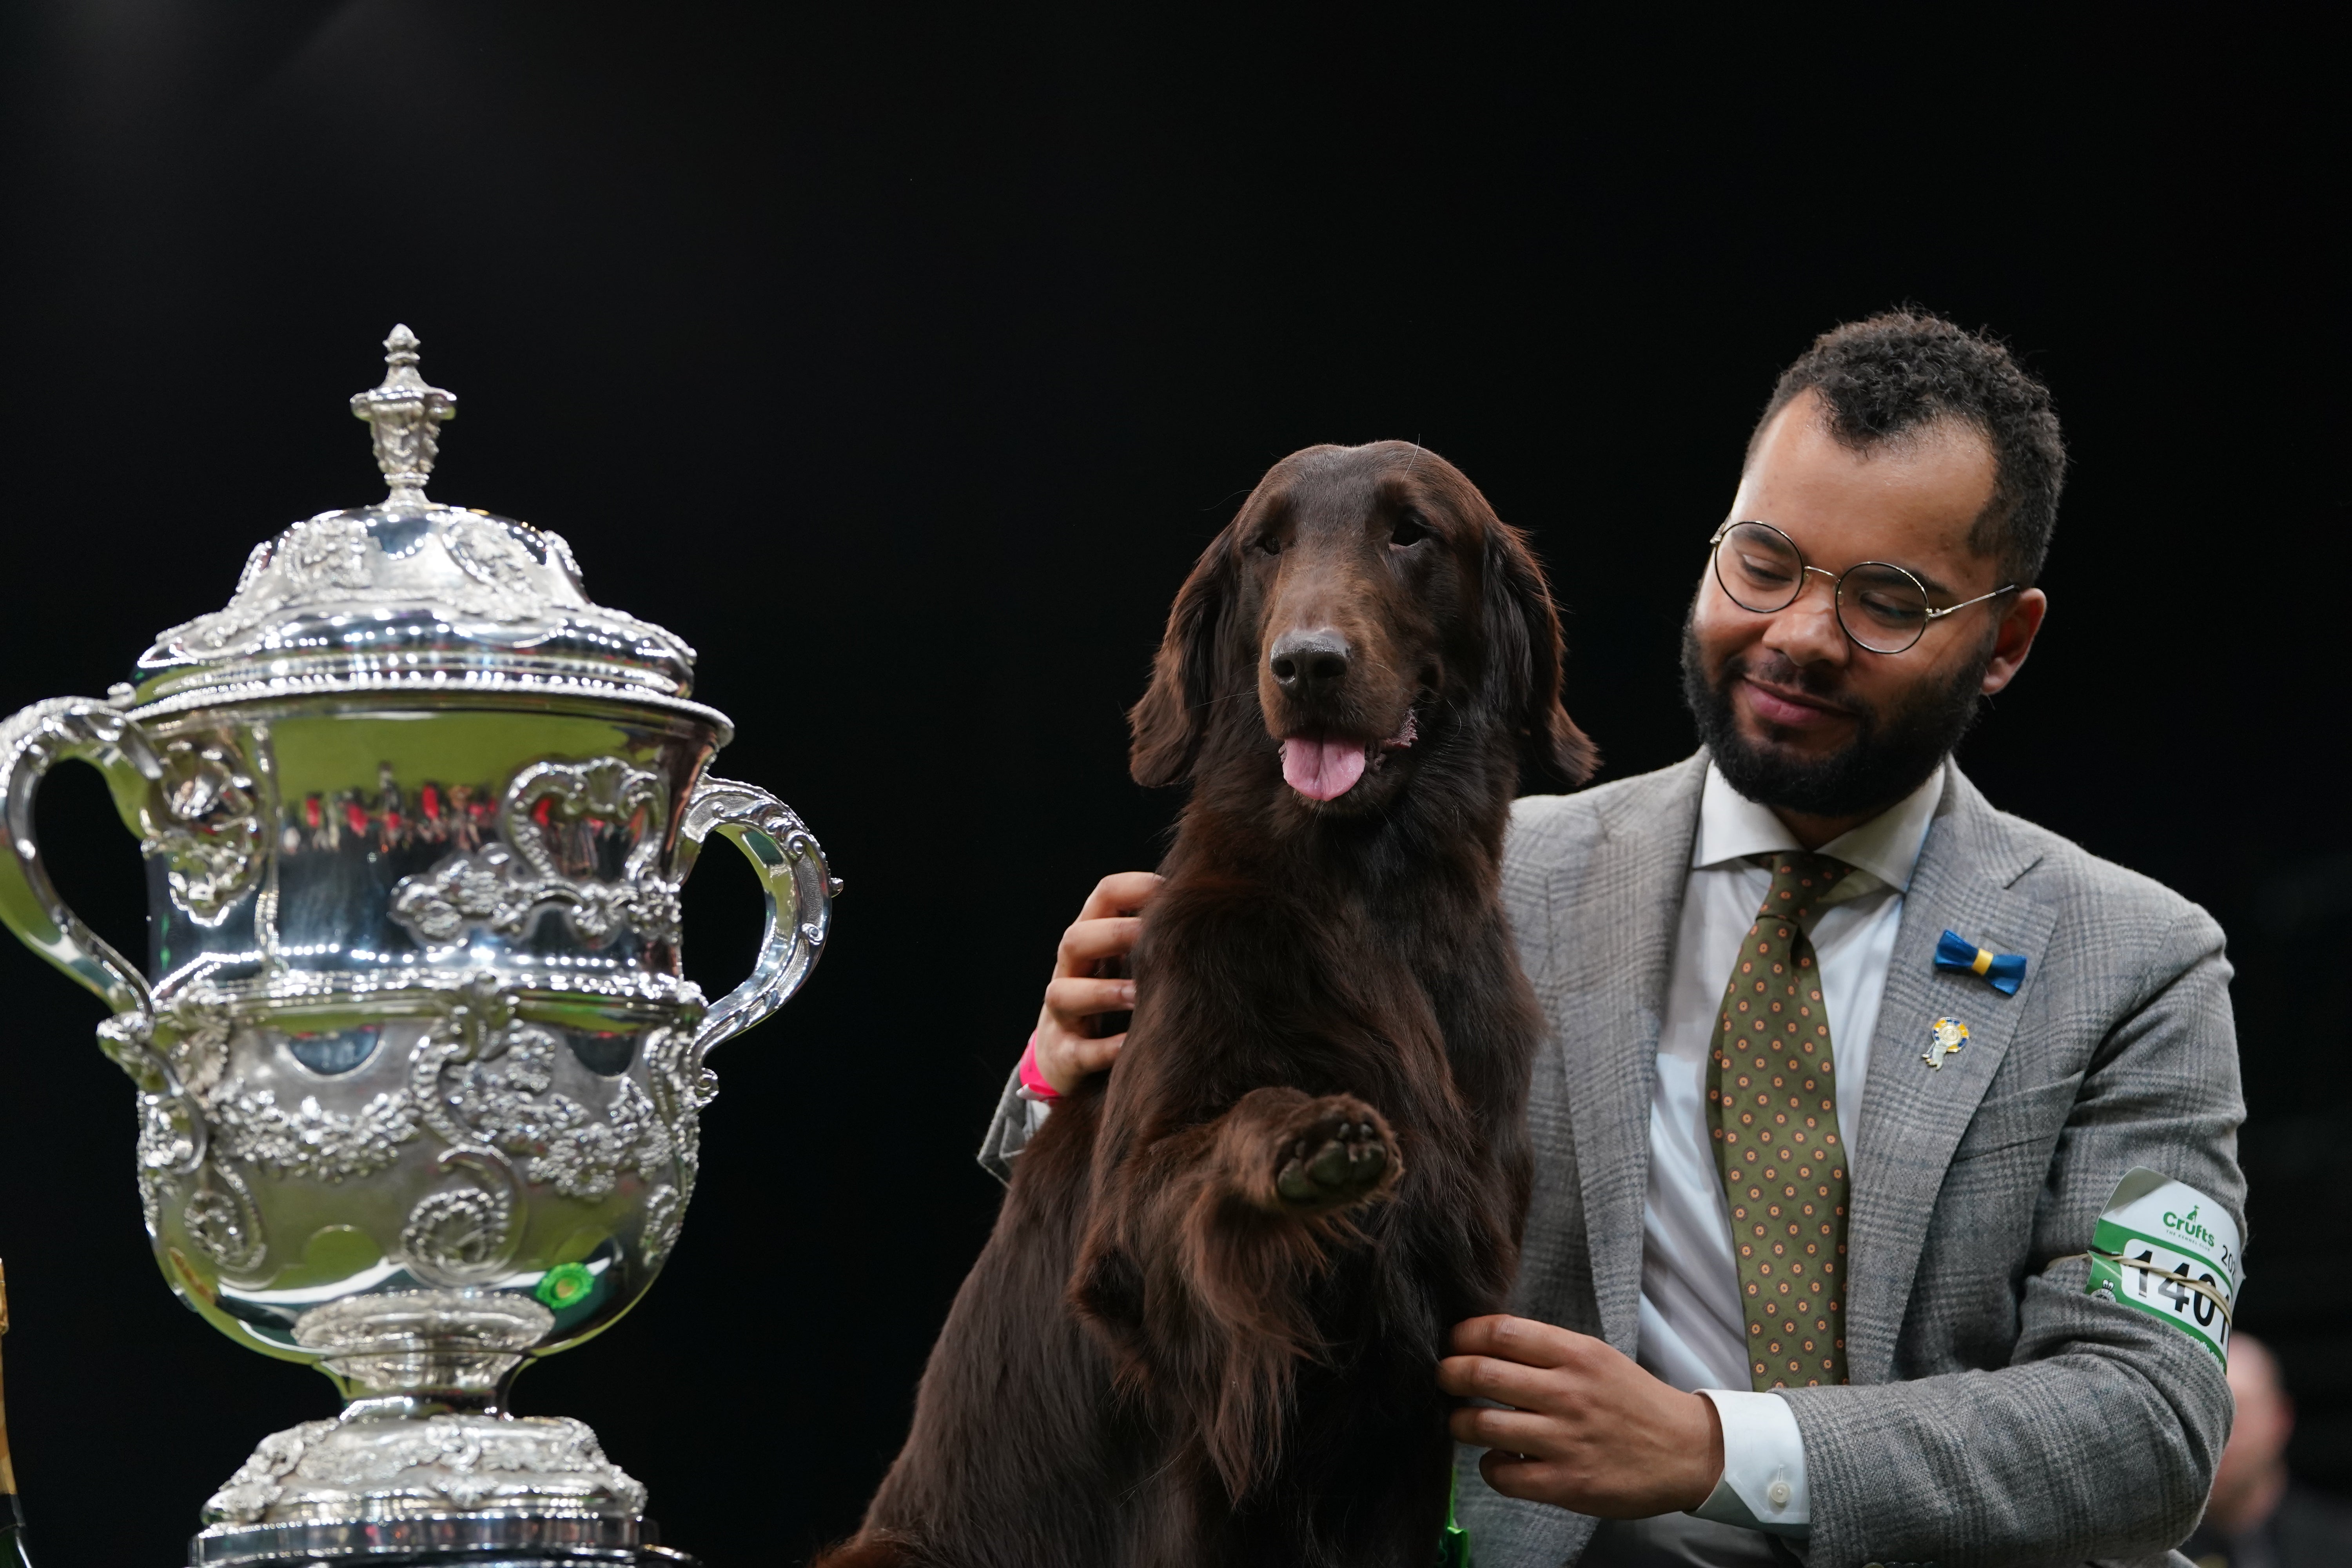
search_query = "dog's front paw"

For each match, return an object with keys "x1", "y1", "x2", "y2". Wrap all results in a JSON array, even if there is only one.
[{"x1": 1272, "y1": 1098, "x2": 1398, "y2": 1214}]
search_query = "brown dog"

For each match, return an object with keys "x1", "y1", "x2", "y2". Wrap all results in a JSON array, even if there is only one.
[{"x1": 820, "y1": 442, "x2": 1592, "y2": 1568}]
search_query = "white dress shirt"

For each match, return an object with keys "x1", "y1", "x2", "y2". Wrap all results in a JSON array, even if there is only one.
[{"x1": 1584, "y1": 761, "x2": 1943, "y2": 1563}]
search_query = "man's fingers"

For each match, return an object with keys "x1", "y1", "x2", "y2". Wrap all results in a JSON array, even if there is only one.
[
  {"x1": 1436, "y1": 1354, "x2": 1569, "y2": 1411},
  {"x1": 1032, "y1": 1025, "x2": 1125, "y2": 1094},
  {"x1": 1065, "y1": 1033, "x2": 1124, "y2": 1075},
  {"x1": 1448, "y1": 1403, "x2": 1564, "y2": 1455},
  {"x1": 1449, "y1": 1314, "x2": 1586, "y2": 1368},
  {"x1": 1477, "y1": 1450, "x2": 1567, "y2": 1504},
  {"x1": 1076, "y1": 872, "x2": 1163, "y2": 922},
  {"x1": 1044, "y1": 976, "x2": 1136, "y2": 1020},
  {"x1": 1055, "y1": 916, "x2": 1143, "y2": 975}
]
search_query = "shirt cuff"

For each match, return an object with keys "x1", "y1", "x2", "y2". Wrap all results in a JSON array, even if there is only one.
[
  {"x1": 1687, "y1": 1388, "x2": 1809, "y2": 1539},
  {"x1": 1022, "y1": 1095, "x2": 1052, "y2": 1139}
]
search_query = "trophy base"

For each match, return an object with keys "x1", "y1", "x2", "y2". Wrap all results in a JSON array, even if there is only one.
[{"x1": 189, "y1": 1515, "x2": 699, "y2": 1566}]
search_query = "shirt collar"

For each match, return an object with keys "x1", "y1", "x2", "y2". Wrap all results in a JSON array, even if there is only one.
[{"x1": 1693, "y1": 757, "x2": 1945, "y2": 894}]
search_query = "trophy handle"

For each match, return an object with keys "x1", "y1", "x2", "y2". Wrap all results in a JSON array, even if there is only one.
[
  {"x1": 675, "y1": 775, "x2": 835, "y2": 1056},
  {"x1": 0, "y1": 697, "x2": 158, "y2": 1018}
]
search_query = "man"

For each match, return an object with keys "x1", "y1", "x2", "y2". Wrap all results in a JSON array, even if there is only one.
[
  {"x1": 991, "y1": 312, "x2": 2245, "y2": 1566},
  {"x1": 2180, "y1": 1335, "x2": 2352, "y2": 1568}
]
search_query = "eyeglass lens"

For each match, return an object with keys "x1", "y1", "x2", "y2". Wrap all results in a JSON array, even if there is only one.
[{"x1": 1714, "y1": 521, "x2": 1931, "y2": 654}]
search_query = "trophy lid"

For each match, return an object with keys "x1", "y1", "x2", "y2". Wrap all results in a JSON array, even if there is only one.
[{"x1": 127, "y1": 327, "x2": 716, "y2": 728}]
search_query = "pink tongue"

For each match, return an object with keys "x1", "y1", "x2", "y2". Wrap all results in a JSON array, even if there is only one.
[{"x1": 1281, "y1": 736, "x2": 1367, "y2": 801}]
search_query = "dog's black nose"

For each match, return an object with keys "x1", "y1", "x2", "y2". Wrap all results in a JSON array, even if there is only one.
[{"x1": 1270, "y1": 631, "x2": 1351, "y2": 694}]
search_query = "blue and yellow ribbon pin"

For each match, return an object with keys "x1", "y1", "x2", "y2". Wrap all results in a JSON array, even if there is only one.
[{"x1": 1935, "y1": 930, "x2": 2026, "y2": 995}]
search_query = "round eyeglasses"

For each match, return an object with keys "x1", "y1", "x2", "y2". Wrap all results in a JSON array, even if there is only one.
[{"x1": 1708, "y1": 520, "x2": 2018, "y2": 655}]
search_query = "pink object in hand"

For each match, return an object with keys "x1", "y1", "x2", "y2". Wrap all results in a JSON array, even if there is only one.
[{"x1": 1017, "y1": 1031, "x2": 1062, "y2": 1103}]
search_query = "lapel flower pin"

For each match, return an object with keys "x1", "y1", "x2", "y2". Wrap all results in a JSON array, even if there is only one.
[
  {"x1": 1922, "y1": 1016, "x2": 1971, "y2": 1070},
  {"x1": 1935, "y1": 929, "x2": 2027, "y2": 995}
]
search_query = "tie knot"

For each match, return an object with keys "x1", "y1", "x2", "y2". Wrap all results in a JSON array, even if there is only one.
[{"x1": 1753, "y1": 851, "x2": 1852, "y2": 929}]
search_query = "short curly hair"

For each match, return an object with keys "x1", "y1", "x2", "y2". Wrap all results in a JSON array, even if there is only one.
[{"x1": 1749, "y1": 311, "x2": 2067, "y2": 589}]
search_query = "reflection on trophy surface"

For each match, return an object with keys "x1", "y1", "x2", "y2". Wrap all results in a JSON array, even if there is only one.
[{"x1": 0, "y1": 327, "x2": 835, "y2": 1566}]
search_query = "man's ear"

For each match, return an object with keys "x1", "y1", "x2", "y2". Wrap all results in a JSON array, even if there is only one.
[
  {"x1": 1129, "y1": 533, "x2": 1237, "y2": 788},
  {"x1": 1482, "y1": 520, "x2": 1596, "y2": 789}
]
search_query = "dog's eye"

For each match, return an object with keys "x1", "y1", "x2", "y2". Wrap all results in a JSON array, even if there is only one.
[
  {"x1": 1256, "y1": 534, "x2": 1283, "y2": 556},
  {"x1": 1390, "y1": 512, "x2": 1432, "y2": 548}
]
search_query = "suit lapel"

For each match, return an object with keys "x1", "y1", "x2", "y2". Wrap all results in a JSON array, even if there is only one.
[
  {"x1": 1844, "y1": 766, "x2": 2056, "y2": 1384},
  {"x1": 1544, "y1": 755, "x2": 1704, "y2": 1351}
]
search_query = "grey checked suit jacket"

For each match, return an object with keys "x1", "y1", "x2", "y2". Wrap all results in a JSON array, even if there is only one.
[
  {"x1": 979, "y1": 753, "x2": 2244, "y2": 1568},
  {"x1": 1463, "y1": 754, "x2": 2243, "y2": 1568}
]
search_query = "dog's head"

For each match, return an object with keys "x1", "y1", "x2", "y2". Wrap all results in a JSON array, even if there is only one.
[{"x1": 1130, "y1": 441, "x2": 1594, "y2": 813}]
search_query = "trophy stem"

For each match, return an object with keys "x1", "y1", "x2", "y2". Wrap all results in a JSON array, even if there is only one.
[{"x1": 300, "y1": 1289, "x2": 546, "y2": 1412}]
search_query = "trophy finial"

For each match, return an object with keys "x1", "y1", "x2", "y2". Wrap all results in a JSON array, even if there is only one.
[{"x1": 350, "y1": 323, "x2": 457, "y2": 505}]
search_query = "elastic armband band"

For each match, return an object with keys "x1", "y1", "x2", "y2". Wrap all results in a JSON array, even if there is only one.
[
  {"x1": 1016, "y1": 1031, "x2": 1061, "y2": 1104},
  {"x1": 2054, "y1": 1249, "x2": 2236, "y2": 1325}
]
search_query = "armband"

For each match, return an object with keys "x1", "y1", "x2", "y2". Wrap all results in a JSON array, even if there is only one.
[
  {"x1": 1016, "y1": 1031, "x2": 1062, "y2": 1104},
  {"x1": 2074, "y1": 1166, "x2": 2241, "y2": 1367}
]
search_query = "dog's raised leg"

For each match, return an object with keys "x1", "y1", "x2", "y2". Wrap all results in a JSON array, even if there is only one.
[{"x1": 1071, "y1": 1087, "x2": 1403, "y2": 1505}]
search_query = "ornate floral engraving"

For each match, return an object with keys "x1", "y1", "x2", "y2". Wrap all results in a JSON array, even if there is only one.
[
  {"x1": 206, "y1": 1079, "x2": 421, "y2": 1182},
  {"x1": 389, "y1": 757, "x2": 680, "y2": 947},
  {"x1": 442, "y1": 1025, "x2": 671, "y2": 1199},
  {"x1": 445, "y1": 515, "x2": 540, "y2": 598},
  {"x1": 394, "y1": 982, "x2": 528, "y2": 1284},
  {"x1": 206, "y1": 1421, "x2": 324, "y2": 1522},
  {"x1": 283, "y1": 516, "x2": 376, "y2": 592},
  {"x1": 635, "y1": 1026, "x2": 705, "y2": 1269},
  {"x1": 639, "y1": 1183, "x2": 685, "y2": 1272},
  {"x1": 97, "y1": 1009, "x2": 216, "y2": 1239},
  {"x1": 401, "y1": 1182, "x2": 517, "y2": 1280},
  {"x1": 183, "y1": 1161, "x2": 267, "y2": 1272},
  {"x1": 126, "y1": 734, "x2": 267, "y2": 925},
  {"x1": 96, "y1": 1009, "x2": 173, "y2": 1095},
  {"x1": 171, "y1": 516, "x2": 380, "y2": 655},
  {"x1": 642, "y1": 1025, "x2": 711, "y2": 1159},
  {"x1": 157, "y1": 993, "x2": 233, "y2": 1098},
  {"x1": 203, "y1": 1412, "x2": 646, "y2": 1524},
  {"x1": 402, "y1": 1185, "x2": 517, "y2": 1279},
  {"x1": 112, "y1": 993, "x2": 422, "y2": 1186},
  {"x1": 136, "y1": 1093, "x2": 203, "y2": 1178}
]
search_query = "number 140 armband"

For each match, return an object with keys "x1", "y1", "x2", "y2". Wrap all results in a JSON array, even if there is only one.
[{"x1": 2062, "y1": 1167, "x2": 2240, "y2": 1367}]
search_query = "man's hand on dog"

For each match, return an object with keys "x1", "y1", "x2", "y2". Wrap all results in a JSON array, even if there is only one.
[
  {"x1": 1438, "y1": 1315, "x2": 1724, "y2": 1518},
  {"x1": 1033, "y1": 872, "x2": 1161, "y2": 1094}
]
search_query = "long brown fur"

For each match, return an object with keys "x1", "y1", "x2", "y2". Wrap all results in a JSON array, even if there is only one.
[{"x1": 818, "y1": 442, "x2": 1593, "y2": 1568}]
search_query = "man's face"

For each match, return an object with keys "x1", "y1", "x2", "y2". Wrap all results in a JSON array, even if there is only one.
[{"x1": 1682, "y1": 390, "x2": 2047, "y2": 821}]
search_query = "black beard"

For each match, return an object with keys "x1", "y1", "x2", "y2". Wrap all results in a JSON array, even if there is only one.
[{"x1": 1679, "y1": 610, "x2": 1990, "y2": 819}]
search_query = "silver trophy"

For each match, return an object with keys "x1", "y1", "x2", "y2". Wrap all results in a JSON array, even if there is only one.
[{"x1": 0, "y1": 327, "x2": 834, "y2": 1565}]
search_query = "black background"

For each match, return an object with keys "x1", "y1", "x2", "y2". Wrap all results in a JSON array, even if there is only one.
[{"x1": 0, "y1": 5, "x2": 2339, "y2": 1563}]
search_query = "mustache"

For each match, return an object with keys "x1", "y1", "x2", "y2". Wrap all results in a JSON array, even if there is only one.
[{"x1": 1721, "y1": 650, "x2": 1867, "y2": 719}]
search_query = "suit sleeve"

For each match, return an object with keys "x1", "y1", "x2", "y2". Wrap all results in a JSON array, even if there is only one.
[
  {"x1": 1777, "y1": 906, "x2": 2245, "y2": 1568},
  {"x1": 976, "y1": 1062, "x2": 1047, "y2": 1186}
]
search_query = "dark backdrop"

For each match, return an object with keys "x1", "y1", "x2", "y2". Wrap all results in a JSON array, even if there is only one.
[{"x1": 0, "y1": 6, "x2": 2338, "y2": 1563}]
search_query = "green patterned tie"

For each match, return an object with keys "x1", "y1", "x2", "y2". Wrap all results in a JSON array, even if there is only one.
[{"x1": 1708, "y1": 851, "x2": 1853, "y2": 1391}]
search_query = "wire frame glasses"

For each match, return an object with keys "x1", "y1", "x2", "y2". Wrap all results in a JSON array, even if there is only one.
[{"x1": 1708, "y1": 520, "x2": 2017, "y2": 654}]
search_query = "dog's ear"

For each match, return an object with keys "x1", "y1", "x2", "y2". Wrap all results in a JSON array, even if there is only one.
[
  {"x1": 1482, "y1": 520, "x2": 1597, "y2": 789},
  {"x1": 1129, "y1": 532, "x2": 1237, "y2": 788}
]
